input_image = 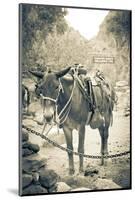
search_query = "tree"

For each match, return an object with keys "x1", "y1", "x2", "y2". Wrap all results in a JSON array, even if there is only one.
[
  {"x1": 20, "y1": 4, "x2": 68, "y2": 68},
  {"x1": 100, "y1": 11, "x2": 131, "y2": 48}
]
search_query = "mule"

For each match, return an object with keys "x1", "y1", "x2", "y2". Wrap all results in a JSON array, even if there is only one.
[
  {"x1": 30, "y1": 67, "x2": 115, "y2": 175},
  {"x1": 22, "y1": 84, "x2": 30, "y2": 113}
]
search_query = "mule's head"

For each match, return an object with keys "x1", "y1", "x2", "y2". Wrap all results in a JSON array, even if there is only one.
[{"x1": 29, "y1": 67, "x2": 71, "y2": 123}]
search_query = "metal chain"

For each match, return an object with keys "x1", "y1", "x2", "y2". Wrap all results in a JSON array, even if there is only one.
[{"x1": 22, "y1": 125, "x2": 130, "y2": 159}]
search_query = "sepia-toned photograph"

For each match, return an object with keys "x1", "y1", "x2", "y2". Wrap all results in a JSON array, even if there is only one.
[{"x1": 19, "y1": 3, "x2": 131, "y2": 196}]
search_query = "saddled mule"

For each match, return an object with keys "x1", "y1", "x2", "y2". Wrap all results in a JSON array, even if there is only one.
[{"x1": 30, "y1": 67, "x2": 115, "y2": 175}]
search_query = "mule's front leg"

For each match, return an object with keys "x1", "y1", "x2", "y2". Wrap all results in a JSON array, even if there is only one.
[
  {"x1": 99, "y1": 126, "x2": 109, "y2": 165},
  {"x1": 78, "y1": 125, "x2": 85, "y2": 173},
  {"x1": 63, "y1": 126, "x2": 75, "y2": 175}
]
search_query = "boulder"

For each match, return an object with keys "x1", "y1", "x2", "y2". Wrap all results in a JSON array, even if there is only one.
[
  {"x1": 48, "y1": 184, "x2": 57, "y2": 193},
  {"x1": 22, "y1": 142, "x2": 40, "y2": 153},
  {"x1": 32, "y1": 172, "x2": 40, "y2": 184},
  {"x1": 39, "y1": 169, "x2": 58, "y2": 188},
  {"x1": 24, "y1": 153, "x2": 47, "y2": 162},
  {"x1": 84, "y1": 166, "x2": 99, "y2": 177},
  {"x1": 57, "y1": 182, "x2": 71, "y2": 192},
  {"x1": 22, "y1": 174, "x2": 33, "y2": 188},
  {"x1": 22, "y1": 158, "x2": 46, "y2": 173},
  {"x1": 94, "y1": 178, "x2": 121, "y2": 190},
  {"x1": 22, "y1": 131, "x2": 29, "y2": 142},
  {"x1": 22, "y1": 184, "x2": 48, "y2": 195},
  {"x1": 22, "y1": 148, "x2": 34, "y2": 157}
]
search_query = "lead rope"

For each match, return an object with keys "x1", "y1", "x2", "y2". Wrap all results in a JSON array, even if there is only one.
[
  {"x1": 58, "y1": 78, "x2": 76, "y2": 119},
  {"x1": 58, "y1": 103, "x2": 72, "y2": 125}
]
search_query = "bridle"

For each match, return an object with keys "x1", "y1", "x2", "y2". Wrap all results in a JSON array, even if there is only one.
[
  {"x1": 40, "y1": 75, "x2": 76, "y2": 130},
  {"x1": 40, "y1": 95, "x2": 57, "y2": 103}
]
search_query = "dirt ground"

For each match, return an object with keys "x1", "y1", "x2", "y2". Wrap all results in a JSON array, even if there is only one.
[{"x1": 23, "y1": 98, "x2": 131, "y2": 190}]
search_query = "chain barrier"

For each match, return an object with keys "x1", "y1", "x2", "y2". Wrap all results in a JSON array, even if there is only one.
[{"x1": 22, "y1": 124, "x2": 130, "y2": 159}]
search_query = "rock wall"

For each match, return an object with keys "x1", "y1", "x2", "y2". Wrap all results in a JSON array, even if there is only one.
[{"x1": 21, "y1": 131, "x2": 59, "y2": 195}]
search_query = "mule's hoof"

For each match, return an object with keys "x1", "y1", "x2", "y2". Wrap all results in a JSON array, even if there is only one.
[{"x1": 100, "y1": 161, "x2": 104, "y2": 166}]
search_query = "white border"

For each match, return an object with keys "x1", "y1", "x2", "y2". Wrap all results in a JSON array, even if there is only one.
[{"x1": 0, "y1": 0, "x2": 134, "y2": 199}]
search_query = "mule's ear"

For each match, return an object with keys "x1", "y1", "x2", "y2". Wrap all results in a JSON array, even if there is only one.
[
  {"x1": 28, "y1": 70, "x2": 44, "y2": 79},
  {"x1": 55, "y1": 67, "x2": 71, "y2": 78}
]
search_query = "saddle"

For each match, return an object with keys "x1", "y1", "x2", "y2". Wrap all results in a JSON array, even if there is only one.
[
  {"x1": 73, "y1": 68, "x2": 114, "y2": 128},
  {"x1": 83, "y1": 76, "x2": 105, "y2": 129}
]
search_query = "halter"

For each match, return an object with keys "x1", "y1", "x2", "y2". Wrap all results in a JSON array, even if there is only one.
[
  {"x1": 40, "y1": 77, "x2": 76, "y2": 126},
  {"x1": 40, "y1": 95, "x2": 57, "y2": 103},
  {"x1": 40, "y1": 78, "x2": 64, "y2": 103}
]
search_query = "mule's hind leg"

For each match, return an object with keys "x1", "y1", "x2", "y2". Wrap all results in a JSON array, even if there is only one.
[
  {"x1": 78, "y1": 125, "x2": 85, "y2": 173},
  {"x1": 63, "y1": 126, "x2": 75, "y2": 175},
  {"x1": 99, "y1": 126, "x2": 109, "y2": 165}
]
